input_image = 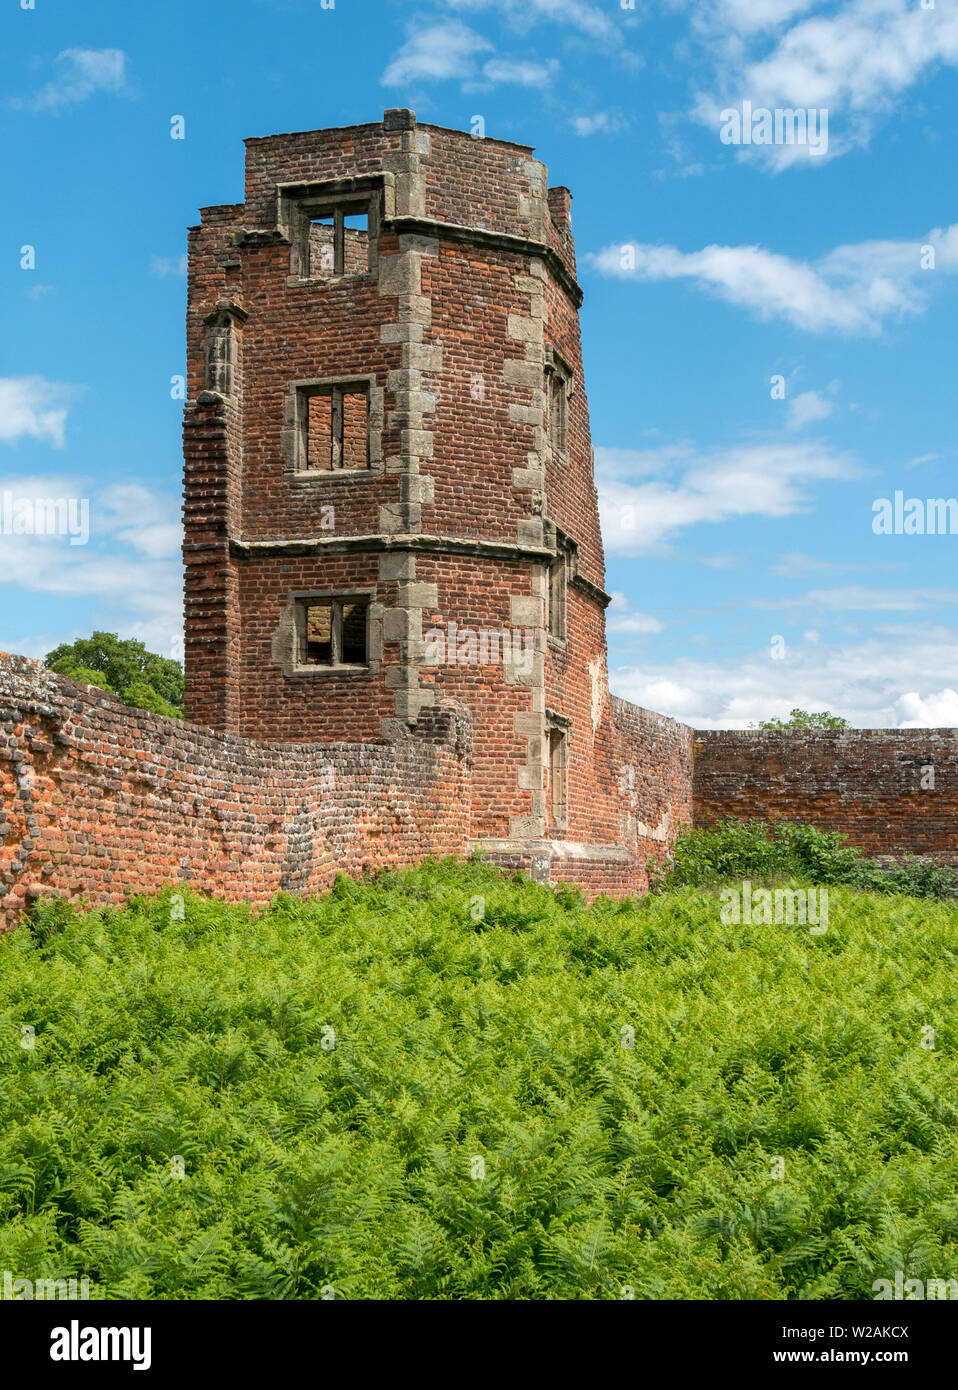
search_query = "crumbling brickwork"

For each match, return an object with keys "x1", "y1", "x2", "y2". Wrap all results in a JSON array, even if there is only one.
[
  {"x1": 0, "y1": 654, "x2": 471, "y2": 929},
  {"x1": 693, "y1": 729, "x2": 958, "y2": 863}
]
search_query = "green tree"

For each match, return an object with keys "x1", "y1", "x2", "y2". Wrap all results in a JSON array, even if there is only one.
[
  {"x1": 45, "y1": 631, "x2": 184, "y2": 719},
  {"x1": 753, "y1": 708, "x2": 849, "y2": 731}
]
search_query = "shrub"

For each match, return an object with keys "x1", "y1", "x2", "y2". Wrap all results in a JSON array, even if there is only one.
[{"x1": 655, "y1": 819, "x2": 958, "y2": 900}]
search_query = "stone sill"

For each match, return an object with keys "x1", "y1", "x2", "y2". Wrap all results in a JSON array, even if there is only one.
[
  {"x1": 472, "y1": 839, "x2": 634, "y2": 863},
  {"x1": 288, "y1": 468, "x2": 379, "y2": 482},
  {"x1": 287, "y1": 664, "x2": 372, "y2": 677},
  {"x1": 286, "y1": 273, "x2": 374, "y2": 289}
]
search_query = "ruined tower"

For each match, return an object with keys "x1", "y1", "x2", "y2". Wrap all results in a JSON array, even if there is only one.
[
  {"x1": 183, "y1": 109, "x2": 672, "y2": 881},
  {"x1": 2, "y1": 117, "x2": 946, "y2": 933}
]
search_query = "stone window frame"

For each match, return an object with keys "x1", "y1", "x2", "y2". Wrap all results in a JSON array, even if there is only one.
[
  {"x1": 282, "y1": 374, "x2": 385, "y2": 481},
  {"x1": 546, "y1": 709, "x2": 572, "y2": 831},
  {"x1": 272, "y1": 587, "x2": 382, "y2": 679},
  {"x1": 544, "y1": 344, "x2": 573, "y2": 461},
  {"x1": 278, "y1": 175, "x2": 386, "y2": 285},
  {"x1": 545, "y1": 527, "x2": 576, "y2": 649}
]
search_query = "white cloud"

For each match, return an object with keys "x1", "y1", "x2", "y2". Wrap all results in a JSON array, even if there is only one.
[
  {"x1": 12, "y1": 48, "x2": 130, "y2": 114},
  {"x1": 150, "y1": 254, "x2": 187, "y2": 278},
  {"x1": 896, "y1": 689, "x2": 958, "y2": 728},
  {"x1": 702, "y1": 0, "x2": 820, "y2": 37},
  {"x1": 572, "y1": 110, "x2": 629, "y2": 136},
  {"x1": 786, "y1": 389, "x2": 834, "y2": 429},
  {"x1": 689, "y1": 0, "x2": 958, "y2": 165},
  {"x1": 481, "y1": 56, "x2": 558, "y2": 86},
  {"x1": 745, "y1": 0, "x2": 958, "y2": 115},
  {"x1": 444, "y1": 0, "x2": 623, "y2": 44},
  {"x1": 0, "y1": 378, "x2": 82, "y2": 448},
  {"x1": 0, "y1": 474, "x2": 182, "y2": 662},
  {"x1": 752, "y1": 585, "x2": 958, "y2": 613},
  {"x1": 382, "y1": 19, "x2": 562, "y2": 88},
  {"x1": 382, "y1": 0, "x2": 638, "y2": 89},
  {"x1": 382, "y1": 21, "x2": 492, "y2": 85},
  {"x1": 770, "y1": 552, "x2": 894, "y2": 578},
  {"x1": 606, "y1": 592, "x2": 664, "y2": 635},
  {"x1": 590, "y1": 222, "x2": 958, "y2": 335},
  {"x1": 609, "y1": 626, "x2": 958, "y2": 729},
  {"x1": 596, "y1": 440, "x2": 858, "y2": 555},
  {"x1": 97, "y1": 483, "x2": 182, "y2": 560}
]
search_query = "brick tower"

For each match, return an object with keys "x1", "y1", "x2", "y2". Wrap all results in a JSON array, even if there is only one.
[{"x1": 183, "y1": 109, "x2": 657, "y2": 880}]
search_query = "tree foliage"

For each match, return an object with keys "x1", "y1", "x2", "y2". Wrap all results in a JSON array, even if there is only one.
[
  {"x1": 44, "y1": 632, "x2": 183, "y2": 719},
  {"x1": 755, "y1": 709, "x2": 850, "y2": 731}
]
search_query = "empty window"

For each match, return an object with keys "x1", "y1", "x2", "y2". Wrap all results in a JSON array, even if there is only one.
[
  {"x1": 548, "y1": 727, "x2": 569, "y2": 828},
  {"x1": 282, "y1": 179, "x2": 382, "y2": 282},
  {"x1": 546, "y1": 356, "x2": 571, "y2": 457},
  {"x1": 307, "y1": 208, "x2": 370, "y2": 278},
  {"x1": 299, "y1": 598, "x2": 369, "y2": 668},
  {"x1": 299, "y1": 384, "x2": 369, "y2": 471},
  {"x1": 547, "y1": 554, "x2": 567, "y2": 642},
  {"x1": 549, "y1": 373, "x2": 567, "y2": 453}
]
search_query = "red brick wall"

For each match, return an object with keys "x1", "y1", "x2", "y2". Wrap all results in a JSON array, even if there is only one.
[
  {"x1": 0, "y1": 655, "x2": 472, "y2": 930},
  {"x1": 610, "y1": 696, "x2": 696, "y2": 890},
  {"x1": 423, "y1": 240, "x2": 531, "y2": 541},
  {"x1": 482, "y1": 697, "x2": 696, "y2": 897},
  {"x1": 0, "y1": 650, "x2": 704, "y2": 920},
  {"x1": 693, "y1": 729, "x2": 958, "y2": 863},
  {"x1": 9, "y1": 648, "x2": 958, "y2": 920}
]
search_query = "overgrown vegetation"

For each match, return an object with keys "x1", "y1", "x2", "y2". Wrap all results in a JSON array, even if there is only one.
[
  {"x1": 753, "y1": 709, "x2": 850, "y2": 731},
  {"x1": 2, "y1": 857, "x2": 957, "y2": 1299},
  {"x1": 655, "y1": 819, "x2": 958, "y2": 900},
  {"x1": 45, "y1": 632, "x2": 184, "y2": 719}
]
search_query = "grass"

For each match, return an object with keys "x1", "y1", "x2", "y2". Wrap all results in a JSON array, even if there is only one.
[{"x1": 1, "y1": 855, "x2": 957, "y2": 1299}]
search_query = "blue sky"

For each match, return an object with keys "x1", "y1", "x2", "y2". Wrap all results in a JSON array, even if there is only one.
[{"x1": 1, "y1": 0, "x2": 956, "y2": 727}]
